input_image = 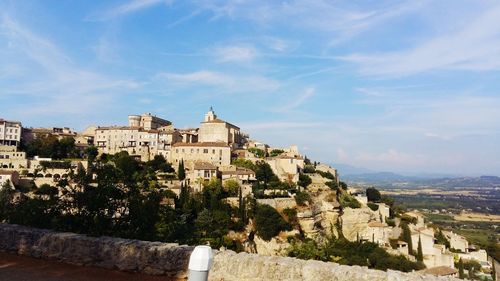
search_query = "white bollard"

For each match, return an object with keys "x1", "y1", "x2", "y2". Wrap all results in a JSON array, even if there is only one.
[{"x1": 188, "y1": 245, "x2": 214, "y2": 281}]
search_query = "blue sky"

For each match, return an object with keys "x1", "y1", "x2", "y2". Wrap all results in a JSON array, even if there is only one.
[{"x1": 1, "y1": 0, "x2": 500, "y2": 175}]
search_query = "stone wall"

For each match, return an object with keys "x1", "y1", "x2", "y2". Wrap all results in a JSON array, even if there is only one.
[
  {"x1": 0, "y1": 224, "x2": 461, "y2": 281},
  {"x1": 210, "y1": 251, "x2": 461, "y2": 281},
  {"x1": 0, "y1": 224, "x2": 193, "y2": 278}
]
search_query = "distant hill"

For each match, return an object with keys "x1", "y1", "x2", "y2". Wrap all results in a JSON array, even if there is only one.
[
  {"x1": 329, "y1": 163, "x2": 374, "y2": 176},
  {"x1": 424, "y1": 175, "x2": 500, "y2": 188}
]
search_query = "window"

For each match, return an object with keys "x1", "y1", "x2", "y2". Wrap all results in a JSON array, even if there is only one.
[{"x1": 203, "y1": 149, "x2": 208, "y2": 153}]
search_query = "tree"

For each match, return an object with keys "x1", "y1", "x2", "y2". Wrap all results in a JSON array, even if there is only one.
[
  {"x1": 178, "y1": 159, "x2": 186, "y2": 181},
  {"x1": 255, "y1": 161, "x2": 278, "y2": 185},
  {"x1": 298, "y1": 174, "x2": 312, "y2": 189},
  {"x1": 417, "y1": 235, "x2": 424, "y2": 262},
  {"x1": 295, "y1": 191, "x2": 311, "y2": 206},
  {"x1": 401, "y1": 223, "x2": 413, "y2": 255},
  {"x1": 366, "y1": 187, "x2": 381, "y2": 202},
  {"x1": 254, "y1": 204, "x2": 290, "y2": 241},
  {"x1": 458, "y1": 258, "x2": 465, "y2": 279},
  {"x1": 84, "y1": 146, "x2": 99, "y2": 162},
  {"x1": 304, "y1": 155, "x2": 311, "y2": 165},
  {"x1": 269, "y1": 149, "x2": 284, "y2": 157},
  {"x1": 248, "y1": 147, "x2": 265, "y2": 158},
  {"x1": 232, "y1": 158, "x2": 257, "y2": 171}
]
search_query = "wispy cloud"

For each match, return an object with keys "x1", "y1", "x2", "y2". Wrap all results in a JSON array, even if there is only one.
[
  {"x1": 89, "y1": 0, "x2": 172, "y2": 21},
  {"x1": 241, "y1": 121, "x2": 323, "y2": 130},
  {"x1": 213, "y1": 45, "x2": 258, "y2": 63},
  {"x1": 274, "y1": 87, "x2": 315, "y2": 112},
  {"x1": 342, "y1": 3, "x2": 500, "y2": 76},
  {"x1": 0, "y1": 15, "x2": 139, "y2": 117},
  {"x1": 154, "y1": 70, "x2": 279, "y2": 92}
]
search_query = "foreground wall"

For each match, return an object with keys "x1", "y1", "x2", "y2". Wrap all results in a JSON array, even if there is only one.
[
  {"x1": 0, "y1": 224, "x2": 460, "y2": 281},
  {"x1": 0, "y1": 224, "x2": 192, "y2": 278}
]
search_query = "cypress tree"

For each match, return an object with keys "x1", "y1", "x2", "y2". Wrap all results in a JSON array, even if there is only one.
[
  {"x1": 402, "y1": 223, "x2": 413, "y2": 254},
  {"x1": 178, "y1": 159, "x2": 186, "y2": 181},
  {"x1": 417, "y1": 235, "x2": 424, "y2": 262},
  {"x1": 458, "y1": 258, "x2": 465, "y2": 279}
]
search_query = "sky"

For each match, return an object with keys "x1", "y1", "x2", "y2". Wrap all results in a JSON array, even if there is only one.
[{"x1": 1, "y1": 0, "x2": 500, "y2": 176}]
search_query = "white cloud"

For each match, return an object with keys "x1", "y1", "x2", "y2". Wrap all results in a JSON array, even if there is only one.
[
  {"x1": 342, "y1": 3, "x2": 500, "y2": 76},
  {"x1": 241, "y1": 121, "x2": 323, "y2": 130},
  {"x1": 0, "y1": 16, "x2": 139, "y2": 116},
  {"x1": 274, "y1": 87, "x2": 315, "y2": 112},
  {"x1": 213, "y1": 45, "x2": 258, "y2": 62},
  {"x1": 155, "y1": 70, "x2": 279, "y2": 92},
  {"x1": 89, "y1": 0, "x2": 172, "y2": 21}
]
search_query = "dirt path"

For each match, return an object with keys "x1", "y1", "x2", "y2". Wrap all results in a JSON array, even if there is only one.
[{"x1": 0, "y1": 252, "x2": 176, "y2": 281}]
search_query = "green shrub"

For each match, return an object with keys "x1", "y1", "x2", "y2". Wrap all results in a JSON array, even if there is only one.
[
  {"x1": 295, "y1": 191, "x2": 311, "y2": 206},
  {"x1": 339, "y1": 193, "x2": 361, "y2": 209},
  {"x1": 248, "y1": 147, "x2": 266, "y2": 158},
  {"x1": 298, "y1": 174, "x2": 312, "y2": 188},
  {"x1": 367, "y1": 202, "x2": 379, "y2": 211},
  {"x1": 255, "y1": 204, "x2": 291, "y2": 241},
  {"x1": 269, "y1": 149, "x2": 284, "y2": 157}
]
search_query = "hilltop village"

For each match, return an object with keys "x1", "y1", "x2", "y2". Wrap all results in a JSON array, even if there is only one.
[{"x1": 0, "y1": 110, "x2": 495, "y2": 280}]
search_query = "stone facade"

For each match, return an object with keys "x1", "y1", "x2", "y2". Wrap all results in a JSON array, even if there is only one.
[
  {"x1": 171, "y1": 142, "x2": 231, "y2": 169},
  {"x1": 198, "y1": 108, "x2": 245, "y2": 147},
  {"x1": 0, "y1": 170, "x2": 19, "y2": 188},
  {"x1": 0, "y1": 118, "x2": 22, "y2": 147}
]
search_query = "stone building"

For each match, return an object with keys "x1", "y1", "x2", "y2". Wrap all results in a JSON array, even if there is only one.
[
  {"x1": 265, "y1": 155, "x2": 304, "y2": 183},
  {"x1": 94, "y1": 113, "x2": 179, "y2": 161},
  {"x1": 0, "y1": 170, "x2": 19, "y2": 188},
  {"x1": 220, "y1": 166, "x2": 256, "y2": 184},
  {"x1": 170, "y1": 142, "x2": 231, "y2": 169},
  {"x1": 22, "y1": 127, "x2": 77, "y2": 143},
  {"x1": 443, "y1": 231, "x2": 469, "y2": 253},
  {"x1": 0, "y1": 145, "x2": 28, "y2": 169},
  {"x1": 0, "y1": 119, "x2": 22, "y2": 147},
  {"x1": 127, "y1": 113, "x2": 171, "y2": 130},
  {"x1": 198, "y1": 108, "x2": 246, "y2": 147}
]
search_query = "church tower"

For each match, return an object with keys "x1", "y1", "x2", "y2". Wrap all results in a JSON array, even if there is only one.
[{"x1": 204, "y1": 106, "x2": 217, "y2": 122}]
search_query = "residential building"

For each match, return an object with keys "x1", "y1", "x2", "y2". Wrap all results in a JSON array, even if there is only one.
[
  {"x1": 0, "y1": 119, "x2": 22, "y2": 147},
  {"x1": 265, "y1": 155, "x2": 304, "y2": 183},
  {"x1": 443, "y1": 231, "x2": 469, "y2": 253},
  {"x1": 94, "y1": 113, "x2": 178, "y2": 161},
  {"x1": 220, "y1": 165, "x2": 256, "y2": 184},
  {"x1": 0, "y1": 170, "x2": 19, "y2": 189},
  {"x1": 22, "y1": 127, "x2": 77, "y2": 143},
  {"x1": 189, "y1": 161, "x2": 218, "y2": 192},
  {"x1": 171, "y1": 142, "x2": 231, "y2": 169},
  {"x1": 0, "y1": 146, "x2": 28, "y2": 169}
]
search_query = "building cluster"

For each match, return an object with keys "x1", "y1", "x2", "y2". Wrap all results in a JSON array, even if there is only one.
[
  {"x1": 0, "y1": 108, "x2": 305, "y2": 192},
  {"x1": 342, "y1": 201, "x2": 494, "y2": 278}
]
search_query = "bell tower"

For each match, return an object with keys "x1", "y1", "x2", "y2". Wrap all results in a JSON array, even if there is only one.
[{"x1": 204, "y1": 106, "x2": 217, "y2": 122}]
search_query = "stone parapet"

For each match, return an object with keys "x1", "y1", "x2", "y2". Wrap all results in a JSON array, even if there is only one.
[
  {"x1": 0, "y1": 224, "x2": 192, "y2": 278},
  {"x1": 0, "y1": 224, "x2": 461, "y2": 281}
]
